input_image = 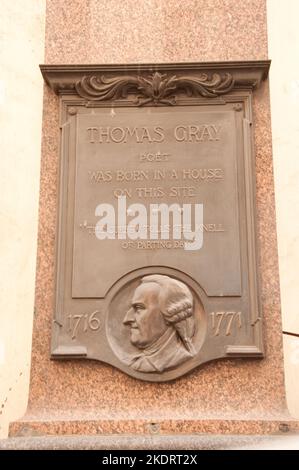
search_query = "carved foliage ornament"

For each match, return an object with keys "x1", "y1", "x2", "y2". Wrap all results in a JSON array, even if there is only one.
[{"x1": 75, "y1": 71, "x2": 234, "y2": 106}]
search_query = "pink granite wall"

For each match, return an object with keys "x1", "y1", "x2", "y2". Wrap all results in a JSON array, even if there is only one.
[
  {"x1": 10, "y1": 0, "x2": 295, "y2": 436},
  {"x1": 45, "y1": 0, "x2": 268, "y2": 63}
]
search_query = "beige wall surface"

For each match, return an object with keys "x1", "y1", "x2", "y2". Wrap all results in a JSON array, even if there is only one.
[
  {"x1": 267, "y1": 0, "x2": 299, "y2": 418},
  {"x1": 0, "y1": 1, "x2": 45, "y2": 437}
]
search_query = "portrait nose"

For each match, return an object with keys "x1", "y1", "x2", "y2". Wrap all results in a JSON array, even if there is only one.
[{"x1": 123, "y1": 307, "x2": 135, "y2": 325}]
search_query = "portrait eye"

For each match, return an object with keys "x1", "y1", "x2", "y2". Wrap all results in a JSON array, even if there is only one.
[{"x1": 134, "y1": 303, "x2": 145, "y2": 312}]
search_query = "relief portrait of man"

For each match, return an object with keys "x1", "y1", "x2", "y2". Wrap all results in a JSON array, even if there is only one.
[{"x1": 123, "y1": 274, "x2": 196, "y2": 373}]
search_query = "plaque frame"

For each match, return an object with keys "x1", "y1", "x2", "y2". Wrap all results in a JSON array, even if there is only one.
[{"x1": 41, "y1": 61, "x2": 270, "y2": 381}]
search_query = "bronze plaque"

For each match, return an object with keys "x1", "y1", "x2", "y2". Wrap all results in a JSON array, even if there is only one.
[{"x1": 41, "y1": 62, "x2": 269, "y2": 381}]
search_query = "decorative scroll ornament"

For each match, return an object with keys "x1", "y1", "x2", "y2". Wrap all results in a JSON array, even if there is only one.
[{"x1": 75, "y1": 72, "x2": 234, "y2": 106}]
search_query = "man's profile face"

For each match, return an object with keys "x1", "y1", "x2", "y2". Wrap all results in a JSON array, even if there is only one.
[{"x1": 123, "y1": 282, "x2": 168, "y2": 349}]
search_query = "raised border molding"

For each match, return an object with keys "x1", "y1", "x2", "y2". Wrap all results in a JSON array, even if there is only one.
[{"x1": 40, "y1": 61, "x2": 270, "y2": 104}]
